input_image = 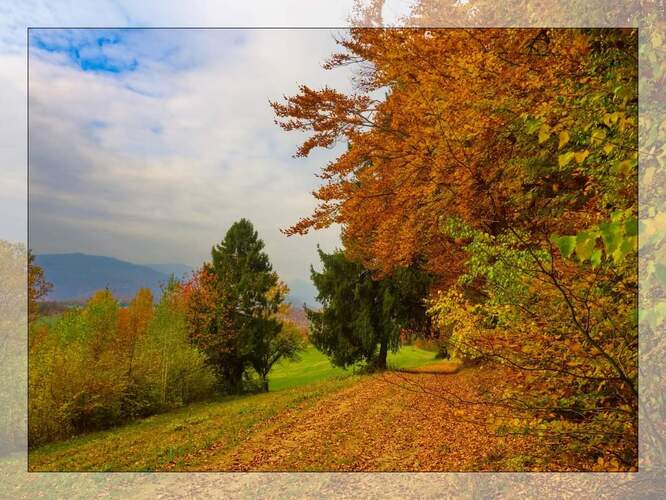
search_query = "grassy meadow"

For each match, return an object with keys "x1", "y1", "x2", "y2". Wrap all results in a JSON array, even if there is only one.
[{"x1": 28, "y1": 345, "x2": 439, "y2": 471}]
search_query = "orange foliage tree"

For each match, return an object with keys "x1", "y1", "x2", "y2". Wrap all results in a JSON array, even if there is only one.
[{"x1": 274, "y1": 28, "x2": 638, "y2": 470}]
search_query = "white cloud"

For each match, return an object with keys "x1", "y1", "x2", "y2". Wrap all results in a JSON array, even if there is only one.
[
  {"x1": 28, "y1": 28, "x2": 354, "y2": 298},
  {"x1": 0, "y1": 0, "x2": 359, "y2": 245}
]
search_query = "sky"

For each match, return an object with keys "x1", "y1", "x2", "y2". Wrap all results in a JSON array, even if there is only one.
[
  {"x1": 27, "y1": 28, "x2": 354, "y2": 302},
  {"x1": 0, "y1": 0, "x2": 414, "y2": 303}
]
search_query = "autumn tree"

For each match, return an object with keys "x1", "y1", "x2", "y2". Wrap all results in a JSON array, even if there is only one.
[
  {"x1": 274, "y1": 28, "x2": 638, "y2": 469},
  {"x1": 28, "y1": 251, "x2": 51, "y2": 322},
  {"x1": 183, "y1": 263, "x2": 239, "y2": 390},
  {"x1": 117, "y1": 287, "x2": 153, "y2": 379},
  {"x1": 308, "y1": 248, "x2": 431, "y2": 370}
]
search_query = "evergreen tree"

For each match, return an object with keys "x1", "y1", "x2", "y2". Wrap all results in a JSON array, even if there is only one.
[
  {"x1": 210, "y1": 219, "x2": 298, "y2": 392},
  {"x1": 308, "y1": 248, "x2": 431, "y2": 370}
]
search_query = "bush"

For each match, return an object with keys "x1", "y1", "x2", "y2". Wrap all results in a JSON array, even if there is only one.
[{"x1": 28, "y1": 285, "x2": 216, "y2": 447}]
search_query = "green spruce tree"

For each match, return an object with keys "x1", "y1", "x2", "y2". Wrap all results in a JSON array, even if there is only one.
[
  {"x1": 211, "y1": 218, "x2": 299, "y2": 392},
  {"x1": 308, "y1": 248, "x2": 431, "y2": 370}
]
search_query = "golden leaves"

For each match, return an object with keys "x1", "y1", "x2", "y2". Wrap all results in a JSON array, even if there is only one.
[
  {"x1": 558, "y1": 130, "x2": 570, "y2": 149},
  {"x1": 558, "y1": 151, "x2": 575, "y2": 168},
  {"x1": 538, "y1": 124, "x2": 551, "y2": 144},
  {"x1": 574, "y1": 150, "x2": 589, "y2": 164}
]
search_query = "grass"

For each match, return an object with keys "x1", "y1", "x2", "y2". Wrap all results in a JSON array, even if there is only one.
[
  {"x1": 268, "y1": 344, "x2": 437, "y2": 391},
  {"x1": 387, "y1": 345, "x2": 440, "y2": 370},
  {"x1": 267, "y1": 345, "x2": 349, "y2": 391},
  {"x1": 28, "y1": 345, "x2": 438, "y2": 471},
  {"x1": 28, "y1": 377, "x2": 360, "y2": 471}
]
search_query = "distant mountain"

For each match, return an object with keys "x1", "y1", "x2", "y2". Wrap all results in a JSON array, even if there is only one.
[
  {"x1": 35, "y1": 253, "x2": 174, "y2": 302},
  {"x1": 36, "y1": 252, "x2": 318, "y2": 310},
  {"x1": 145, "y1": 263, "x2": 194, "y2": 279}
]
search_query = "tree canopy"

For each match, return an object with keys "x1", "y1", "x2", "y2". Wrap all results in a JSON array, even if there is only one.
[
  {"x1": 275, "y1": 28, "x2": 638, "y2": 468},
  {"x1": 185, "y1": 219, "x2": 303, "y2": 392},
  {"x1": 308, "y1": 248, "x2": 431, "y2": 370}
]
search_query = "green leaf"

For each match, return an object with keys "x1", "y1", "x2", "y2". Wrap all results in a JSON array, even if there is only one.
[
  {"x1": 612, "y1": 247, "x2": 624, "y2": 265},
  {"x1": 551, "y1": 234, "x2": 576, "y2": 259},
  {"x1": 575, "y1": 231, "x2": 597, "y2": 261},
  {"x1": 525, "y1": 117, "x2": 541, "y2": 135},
  {"x1": 590, "y1": 248, "x2": 602, "y2": 268},
  {"x1": 618, "y1": 236, "x2": 636, "y2": 260},
  {"x1": 624, "y1": 217, "x2": 638, "y2": 237},
  {"x1": 599, "y1": 222, "x2": 622, "y2": 255}
]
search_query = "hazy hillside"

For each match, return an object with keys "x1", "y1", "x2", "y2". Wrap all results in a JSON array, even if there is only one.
[
  {"x1": 35, "y1": 253, "x2": 172, "y2": 302},
  {"x1": 36, "y1": 253, "x2": 317, "y2": 308},
  {"x1": 287, "y1": 278, "x2": 319, "y2": 308},
  {"x1": 145, "y1": 263, "x2": 194, "y2": 279}
]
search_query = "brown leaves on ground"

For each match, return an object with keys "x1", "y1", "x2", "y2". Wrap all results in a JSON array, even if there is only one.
[{"x1": 175, "y1": 363, "x2": 539, "y2": 472}]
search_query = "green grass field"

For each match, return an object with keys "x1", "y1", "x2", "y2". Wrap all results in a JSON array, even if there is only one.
[
  {"x1": 268, "y1": 344, "x2": 437, "y2": 391},
  {"x1": 28, "y1": 345, "x2": 438, "y2": 471}
]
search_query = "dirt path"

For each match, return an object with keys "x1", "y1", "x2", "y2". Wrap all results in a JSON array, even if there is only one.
[{"x1": 181, "y1": 364, "x2": 534, "y2": 471}]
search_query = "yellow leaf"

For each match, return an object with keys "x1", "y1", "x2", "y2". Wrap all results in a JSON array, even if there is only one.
[
  {"x1": 591, "y1": 128, "x2": 607, "y2": 145},
  {"x1": 603, "y1": 143, "x2": 614, "y2": 155},
  {"x1": 574, "y1": 150, "x2": 589, "y2": 164},
  {"x1": 558, "y1": 130, "x2": 570, "y2": 149},
  {"x1": 558, "y1": 151, "x2": 575, "y2": 167},
  {"x1": 538, "y1": 125, "x2": 551, "y2": 144}
]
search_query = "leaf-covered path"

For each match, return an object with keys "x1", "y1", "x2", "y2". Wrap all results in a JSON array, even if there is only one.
[{"x1": 175, "y1": 364, "x2": 534, "y2": 471}]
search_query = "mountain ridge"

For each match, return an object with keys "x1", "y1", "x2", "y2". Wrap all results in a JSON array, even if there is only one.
[
  {"x1": 35, "y1": 252, "x2": 318, "y2": 307},
  {"x1": 35, "y1": 253, "x2": 175, "y2": 302}
]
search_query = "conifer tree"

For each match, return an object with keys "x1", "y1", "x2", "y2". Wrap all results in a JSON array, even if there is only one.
[{"x1": 308, "y1": 248, "x2": 431, "y2": 370}]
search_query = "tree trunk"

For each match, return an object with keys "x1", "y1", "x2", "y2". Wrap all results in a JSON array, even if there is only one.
[
  {"x1": 231, "y1": 369, "x2": 244, "y2": 394},
  {"x1": 224, "y1": 364, "x2": 245, "y2": 394},
  {"x1": 376, "y1": 337, "x2": 388, "y2": 370},
  {"x1": 262, "y1": 377, "x2": 269, "y2": 392}
]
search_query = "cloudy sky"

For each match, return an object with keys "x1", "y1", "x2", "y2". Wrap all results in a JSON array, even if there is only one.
[
  {"x1": 0, "y1": 1, "x2": 412, "y2": 302},
  {"x1": 26, "y1": 28, "x2": 360, "y2": 302}
]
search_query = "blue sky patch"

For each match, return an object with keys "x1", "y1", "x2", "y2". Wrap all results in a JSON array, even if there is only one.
[{"x1": 30, "y1": 29, "x2": 139, "y2": 74}]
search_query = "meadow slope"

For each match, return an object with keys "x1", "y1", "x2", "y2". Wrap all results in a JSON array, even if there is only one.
[{"x1": 28, "y1": 347, "x2": 541, "y2": 472}]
